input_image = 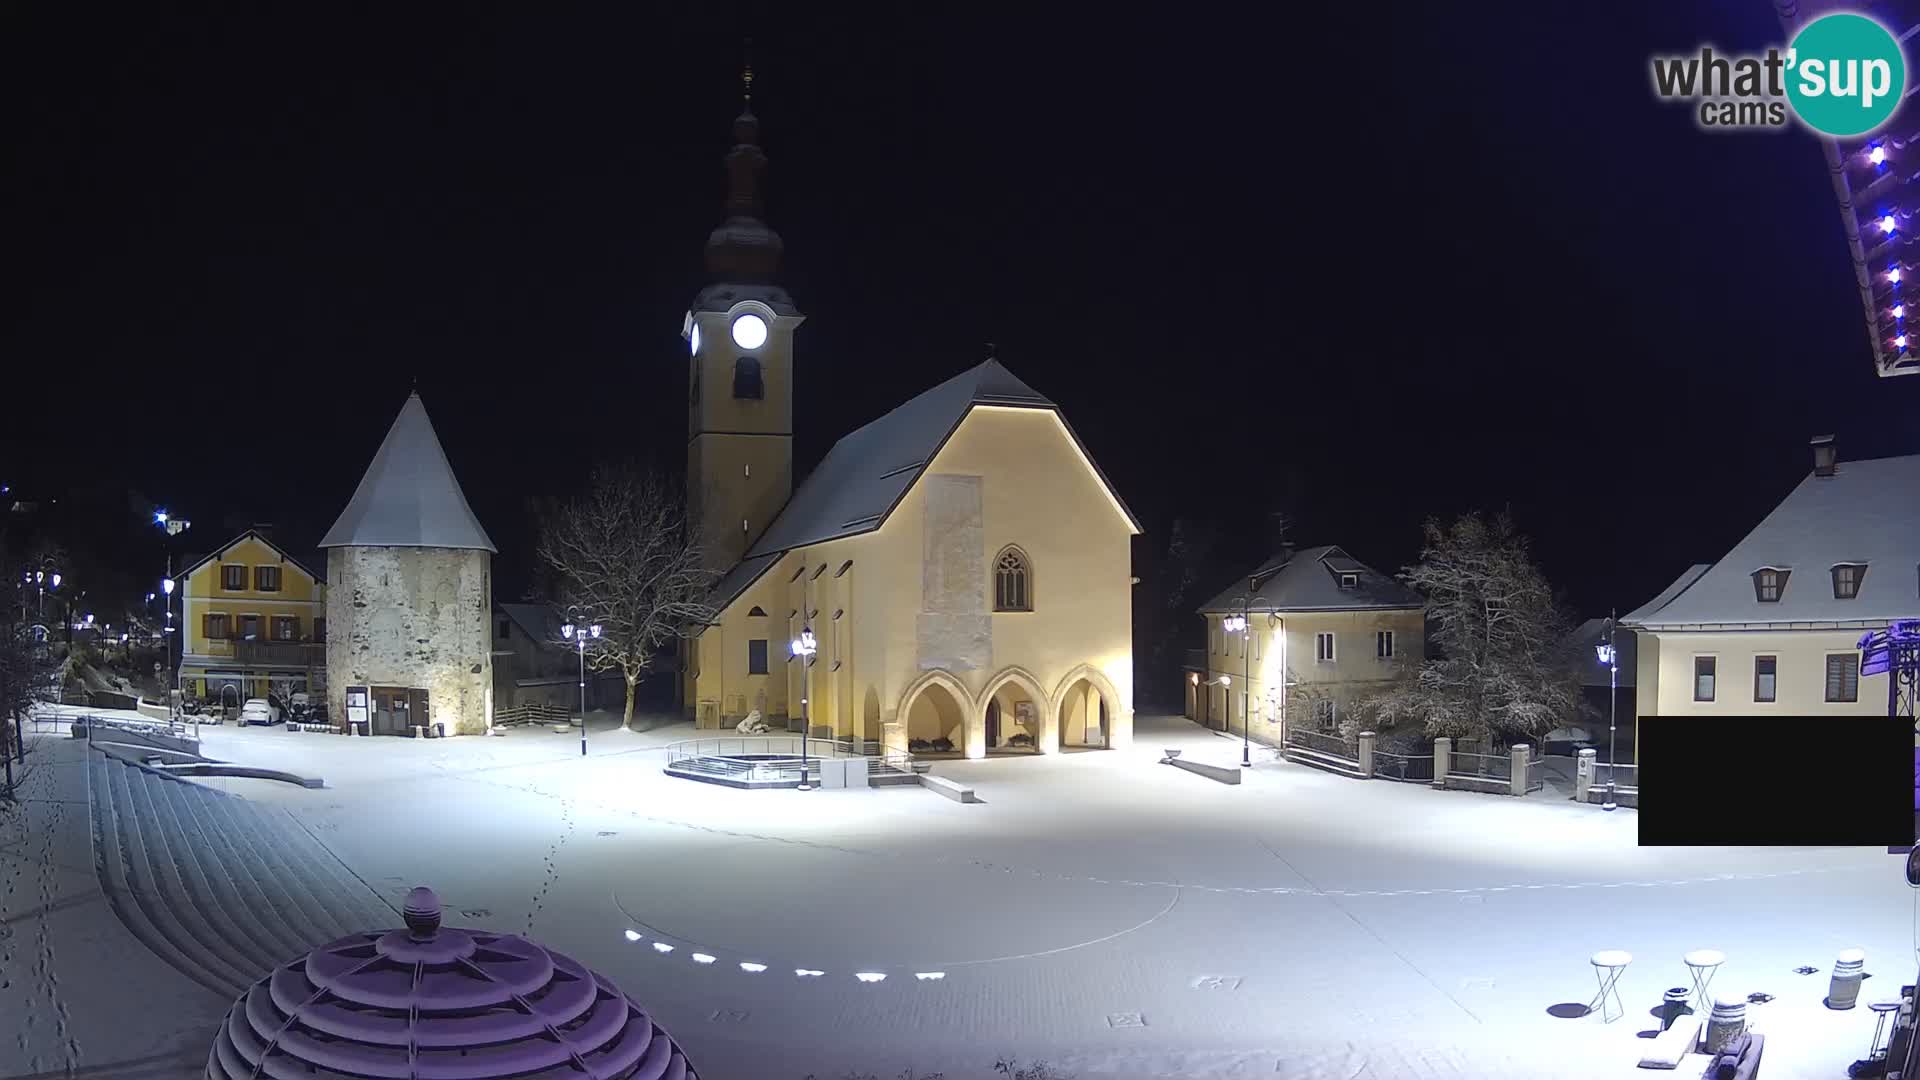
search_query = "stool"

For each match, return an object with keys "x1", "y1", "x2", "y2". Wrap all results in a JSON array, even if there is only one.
[
  {"x1": 1869, "y1": 1000, "x2": 1901, "y2": 1061},
  {"x1": 1684, "y1": 949, "x2": 1725, "y2": 1018},
  {"x1": 1589, "y1": 950, "x2": 1632, "y2": 1022}
]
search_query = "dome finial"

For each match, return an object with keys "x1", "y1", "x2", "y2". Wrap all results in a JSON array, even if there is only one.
[{"x1": 403, "y1": 886, "x2": 442, "y2": 940}]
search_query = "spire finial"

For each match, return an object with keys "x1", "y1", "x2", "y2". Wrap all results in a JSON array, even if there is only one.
[
  {"x1": 985, "y1": 342, "x2": 996, "y2": 361},
  {"x1": 742, "y1": 38, "x2": 753, "y2": 106}
]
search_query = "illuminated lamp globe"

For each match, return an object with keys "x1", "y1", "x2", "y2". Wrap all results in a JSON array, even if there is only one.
[{"x1": 731, "y1": 313, "x2": 768, "y2": 350}]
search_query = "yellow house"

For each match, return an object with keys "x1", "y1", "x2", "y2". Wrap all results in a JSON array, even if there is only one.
[
  {"x1": 678, "y1": 95, "x2": 1140, "y2": 756},
  {"x1": 1190, "y1": 545, "x2": 1426, "y2": 746},
  {"x1": 177, "y1": 529, "x2": 327, "y2": 706},
  {"x1": 1625, "y1": 438, "x2": 1913, "y2": 736}
]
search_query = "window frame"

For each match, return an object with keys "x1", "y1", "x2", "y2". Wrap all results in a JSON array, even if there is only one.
[
  {"x1": 237, "y1": 613, "x2": 262, "y2": 641},
  {"x1": 747, "y1": 638, "x2": 770, "y2": 676},
  {"x1": 1315, "y1": 631, "x2": 1336, "y2": 663},
  {"x1": 1831, "y1": 562, "x2": 1867, "y2": 600},
  {"x1": 1753, "y1": 654, "x2": 1777, "y2": 703},
  {"x1": 1375, "y1": 629, "x2": 1395, "y2": 660},
  {"x1": 253, "y1": 565, "x2": 282, "y2": 592},
  {"x1": 204, "y1": 612, "x2": 231, "y2": 640},
  {"x1": 272, "y1": 615, "x2": 299, "y2": 642},
  {"x1": 220, "y1": 564, "x2": 247, "y2": 591},
  {"x1": 1693, "y1": 655, "x2": 1717, "y2": 702},
  {"x1": 992, "y1": 545, "x2": 1033, "y2": 612},
  {"x1": 1338, "y1": 572, "x2": 1358, "y2": 590},
  {"x1": 1751, "y1": 567, "x2": 1790, "y2": 603},
  {"x1": 1825, "y1": 652, "x2": 1861, "y2": 703}
]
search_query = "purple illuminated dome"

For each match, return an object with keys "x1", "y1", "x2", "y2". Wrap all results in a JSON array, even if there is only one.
[{"x1": 208, "y1": 886, "x2": 697, "y2": 1079}]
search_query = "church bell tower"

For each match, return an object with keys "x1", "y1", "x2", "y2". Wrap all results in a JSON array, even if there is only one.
[{"x1": 685, "y1": 61, "x2": 802, "y2": 568}]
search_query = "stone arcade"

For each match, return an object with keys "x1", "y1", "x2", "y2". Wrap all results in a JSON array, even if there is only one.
[{"x1": 321, "y1": 393, "x2": 497, "y2": 737}]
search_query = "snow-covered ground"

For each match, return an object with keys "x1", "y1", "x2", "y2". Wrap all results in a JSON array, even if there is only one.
[{"x1": 3, "y1": 708, "x2": 1910, "y2": 1078}]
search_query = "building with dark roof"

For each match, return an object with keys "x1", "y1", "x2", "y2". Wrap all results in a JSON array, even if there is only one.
[
  {"x1": 175, "y1": 528, "x2": 327, "y2": 707},
  {"x1": 1623, "y1": 436, "x2": 1919, "y2": 723},
  {"x1": 1186, "y1": 545, "x2": 1425, "y2": 745},
  {"x1": 321, "y1": 393, "x2": 497, "y2": 736},
  {"x1": 680, "y1": 82, "x2": 1141, "y2": 757}
]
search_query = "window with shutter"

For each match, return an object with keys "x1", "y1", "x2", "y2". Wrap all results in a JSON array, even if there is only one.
[
  {"x1": 1825, "y1": 653, "x2": 1860, "y2": 702},
  {"x1": 221, "y1": 564, "x2": 247, "y2": 591},
  {"x1": 254, "y1": 565, "x2": 282, "y2": 592}
]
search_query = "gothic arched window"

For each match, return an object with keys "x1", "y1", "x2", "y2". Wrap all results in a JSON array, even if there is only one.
[
  {"x1": 733, "y1": 355, "x2": 764, "y2": 399},
  {"x1": 993, "y1": 546, "x2": 1033, "y2": 612}
]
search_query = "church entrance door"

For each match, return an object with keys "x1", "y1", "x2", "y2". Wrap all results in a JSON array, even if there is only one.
[{"x1": 984, "y1": 700, "x2": 1000, "y2": 748}]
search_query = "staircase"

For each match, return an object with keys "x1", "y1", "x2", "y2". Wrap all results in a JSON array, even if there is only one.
[
  {"x1": 1282, "y1": 744, "x2": 1368, "y2": 779},
  {"x1": 85, "y1": 750, "x2": 398, "y2": 1001}
]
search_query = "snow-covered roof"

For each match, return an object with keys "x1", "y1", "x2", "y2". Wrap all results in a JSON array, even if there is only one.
[
  {"x1": 319, "y1": 393, "x2": 497, "y2": 553},
  {"x1": 496, "y1": 602, "x2": 560, "y2": 645},
  {"x1": 1197, "y1": 545, "x2": 1425, "y2": 615},
  {"x1": 703, "y1": 359, "x2": 1140, "y2": 614},
  {"x1": 1621, "y1": 564, "x2": 1712, "y2": 627},
  {"x1": 1623, "y1": 452, "x2": 1920, "y2": 628}
]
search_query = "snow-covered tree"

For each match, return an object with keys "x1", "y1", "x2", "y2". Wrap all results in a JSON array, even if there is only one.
[
  {"x1": 1360, "y1": 513, "x2": 1580, "y2": 746},
  {"x1": 533, "y1": 466, "x2": 717, "y2": 731}
]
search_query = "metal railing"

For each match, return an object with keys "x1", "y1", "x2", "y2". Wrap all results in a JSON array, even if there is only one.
[
  {"x1": 664, "y1": 735, "x2": 863, "y2": 764},
  {"x1": 1285, "y1": 727, "x2": 1358, "y2": 760},
  {"x1": 1525, "y1": 753, "x2": 1545, "y2": 793},
  {"x1": 1372, "y1": 750, "x2": 1435, "y2": 783},
  {"x1": 1447, "y1": 750, "x2": 1512, "y2": 781},
  {"x1": 1595, "y1": 760, "x2": 1639, "y2": 795}
]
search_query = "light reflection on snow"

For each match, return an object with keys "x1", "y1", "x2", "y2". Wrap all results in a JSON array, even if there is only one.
[
  {"x1": 623, "y1": 929, "x2": 641, "y2": 942},
  {"x1": 795, "y1": 968, "x2": 824, "y2": 977},
  {"x1": 651, "y1": 942, "x2": 674, "y2": 953},
  {"x1": 854, "y1": 972, "x2": 886, "y2": 983},
  {"x1": 739, "y1": 962, "x2": 768, "y2": 973},
  {"x1": 691, "y1": 953, "x2": 716, "y2": 964},
  {"x1": 914, "y1": 971, "x2": 945, "y2": 980}
]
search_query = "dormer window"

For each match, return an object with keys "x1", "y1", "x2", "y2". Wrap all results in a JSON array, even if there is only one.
[
  {"x1": 1831, "y1": 563, "x2": 1867, "y2": 600},
  {"x1": 1752, "y1": 567, "x2": 1790, "y2": 603},
  {"x1": 1337, "y1": 573, "x2": 1358, "y2": 590}
]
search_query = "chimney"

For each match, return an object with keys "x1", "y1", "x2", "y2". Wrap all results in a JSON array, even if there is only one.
[{"x1": 1810, "y1": 435, "x2": 1837, "y2": 477}]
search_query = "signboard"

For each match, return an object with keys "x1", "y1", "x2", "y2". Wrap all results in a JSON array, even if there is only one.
[{"x1": 345, "y1": 686, "x2": 369, "y2": 729}]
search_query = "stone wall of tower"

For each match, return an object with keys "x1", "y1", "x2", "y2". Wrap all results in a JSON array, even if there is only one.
[{"x1": 326, "y1": 546, "x2": 493, "y2": 735}]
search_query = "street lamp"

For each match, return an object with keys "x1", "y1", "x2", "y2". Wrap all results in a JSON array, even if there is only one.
[
  {"x1": 1595, "y1": 611, "x2": 1619, "y2": 812},
  {"x1": 790, "y1": 627, "x2": 817, "y2": 789},
  {"x1": 1225, "y1": 587, "x2": 1282, "y2": 768},
  {"x1": 560, "y1": 614, "x2": 600, "y2": 758}
]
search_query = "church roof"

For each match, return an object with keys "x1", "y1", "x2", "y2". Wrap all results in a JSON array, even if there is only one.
[
  {"x1": 319, "y1": 393, "x2": 497, "y2": 553},
  {"x1": 706, "y1": 359, "x2": 1139, "y2": 611}
]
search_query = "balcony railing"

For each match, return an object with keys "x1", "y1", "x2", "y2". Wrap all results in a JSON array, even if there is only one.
[{"x1": 191, "y1": 639, "x2": 323, "y2": 666}]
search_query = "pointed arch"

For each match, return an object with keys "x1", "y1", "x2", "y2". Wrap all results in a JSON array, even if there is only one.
[
  {"x1": 1050, "y1": 663, "x2": 1127, "y2": 751},
  {"x1": 992, "y1": 544, "x2": 1034, "y2": 612},
  {"x1": 898, "y1": 669, "x2": 976, "y2": 757},
  {"x1": 980, "y1": 665, "x2": 1051, "y2": 753}
]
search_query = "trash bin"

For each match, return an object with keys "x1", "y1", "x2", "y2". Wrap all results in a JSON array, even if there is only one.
[
  {"x1": 1829, "y1": 949, "x2": 1866, "y2": 1010},
  {"x1": 1705, "y1": 994, "x2": 1747, "y2": 1054},
  {"x1": 1662, "y1": 987, "x2": 1691, "y2": 1031}
]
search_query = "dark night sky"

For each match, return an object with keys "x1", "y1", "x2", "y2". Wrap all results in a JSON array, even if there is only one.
[{"x1": 5, "y1": 4, "x2": 1918, "y2": 619}]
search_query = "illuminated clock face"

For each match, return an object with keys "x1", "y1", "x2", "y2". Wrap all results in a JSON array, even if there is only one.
[
  {"x1": 731, "y1": 313, "x2": 768, "y2": 350},
  {"x1": 690, "y1": 323, "x2": 701, "y2": 355}
]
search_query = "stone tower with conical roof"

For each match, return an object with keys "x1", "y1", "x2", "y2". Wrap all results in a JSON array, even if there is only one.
[{"x1": 320, "y1": 393, "x2": 496, "y2": 736}]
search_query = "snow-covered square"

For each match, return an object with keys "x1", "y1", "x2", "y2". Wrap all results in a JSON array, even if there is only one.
[{"x1": 0, "y1": 707, "x2": 1908, "y2": 1078}]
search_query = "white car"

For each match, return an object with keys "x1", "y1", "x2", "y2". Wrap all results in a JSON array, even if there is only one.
[{"x1": 239, "y1": 698, "x2": 280, "y2": 726}]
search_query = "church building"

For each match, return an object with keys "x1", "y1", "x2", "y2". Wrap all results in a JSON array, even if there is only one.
[{"x1": 680, "y1": 79, "x2": 1140, "y2": 758}]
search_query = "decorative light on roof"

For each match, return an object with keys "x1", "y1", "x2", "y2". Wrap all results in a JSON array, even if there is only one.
[
  {"x1": 1882, "y1": 214, "x2": 1898, "y2": 233},
  {"x1": 1892, "y1": 267, "x2": 1903, "y2": 283},
  {"x1": 1897, "y1": 335, "x2": 1909, "y2": 349},
  {"x1": 1895, "y1": 305, "x2": 1905, "y2": 319},
  {"x1": 1872, "y1": 145, "x2": 1887, "y2": 165}
]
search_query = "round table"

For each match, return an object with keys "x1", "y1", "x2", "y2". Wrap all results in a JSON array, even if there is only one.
[
  {"x1": 1869, "y1": 999, "x2": 1902, "y2": 1060},
  {"x1": 1684, "y1": 949, "x2": 1725, "y2": 1018},
  {"x1": 1590, "y1": 949, "x2": 1633, "y2": 1023}
]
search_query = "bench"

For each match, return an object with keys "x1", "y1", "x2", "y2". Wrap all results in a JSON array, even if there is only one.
[
  {"x1": 919, "y1": 774, "x2": 979, "y2": 803},
  {"x1": 1170, "y1": 757, "x2": 1242, "y2": 785}
]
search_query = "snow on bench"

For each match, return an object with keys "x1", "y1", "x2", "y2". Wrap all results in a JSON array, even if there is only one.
[
  {"x1": 1168, "y1": 757, "x2": 1242, "y2": 785},
  {"x1": 919, "y1": 774, "x2": 979, "y2": 803}
]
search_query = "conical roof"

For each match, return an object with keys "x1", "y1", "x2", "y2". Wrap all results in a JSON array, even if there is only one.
[{"x1": 319, "y1": 393, "x2": 497, "y2": 552}]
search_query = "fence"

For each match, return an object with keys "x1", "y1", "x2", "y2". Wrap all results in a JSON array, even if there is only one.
[
  {"x1": 1371, "y1": 749, "x2": 1435, "y2": 783},
  {"x1": 1285, "y1": 727, "x2": 1357, "y2": 759},
  {"x1": 664, "y1": 735, "x2": 863, "y2": 764},
  {"x1": 492, "y1": 702, "x2": 573, "y2": 728}
]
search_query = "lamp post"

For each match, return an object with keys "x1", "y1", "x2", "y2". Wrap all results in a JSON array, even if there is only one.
[
  {"x1": 1224, "y1": 587, "x2": 1282, "y2": 768},
  {"x1": 164, "y1": 574, "x2": 184, "y2": 736},
  {"x1": 1595, "y1": 611, "x2": 1619, "y2": 812},
  {"x1": 790, "y1": 627, "x2": 817, "y2": 790},
  {"x1": 561, "y1": 611, "x2": 600, "y2": 758}
]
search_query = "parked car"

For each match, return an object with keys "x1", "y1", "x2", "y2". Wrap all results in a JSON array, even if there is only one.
[{"x1": 240, "y1": 698, "x2": 280, "y2": 726}]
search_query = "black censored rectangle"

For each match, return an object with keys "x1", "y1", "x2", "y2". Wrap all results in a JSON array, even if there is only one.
[{"x1": 1636, "y1": 716, "x2": 1910, "y2": 846}]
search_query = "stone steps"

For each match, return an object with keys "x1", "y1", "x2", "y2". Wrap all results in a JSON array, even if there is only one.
[
  {"x1": 1283, "y1": 745, "x2": 1369, "y2": 779},
  {"x1": 86, "y1": 750, "x2": 399, "y2": 1002}
]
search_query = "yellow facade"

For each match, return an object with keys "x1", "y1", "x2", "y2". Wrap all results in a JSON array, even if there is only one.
[
  {"x1": 1197, "y1": 607, "x2": 1425, "y2": 744},
  {"x1": 687, "y1": 404, "x2": 1136, "y2": 756},
  {"x1": 178, "y1": 531, "x2": 327, "y2": 703}
]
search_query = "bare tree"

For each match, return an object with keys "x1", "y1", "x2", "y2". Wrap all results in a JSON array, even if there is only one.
[
  {"x1": 534, "y1": 466, "x2": 718, "y2": 730},
  {"x1": 1360, "y1": 512, "x2": 1579, "y2": 746}
]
